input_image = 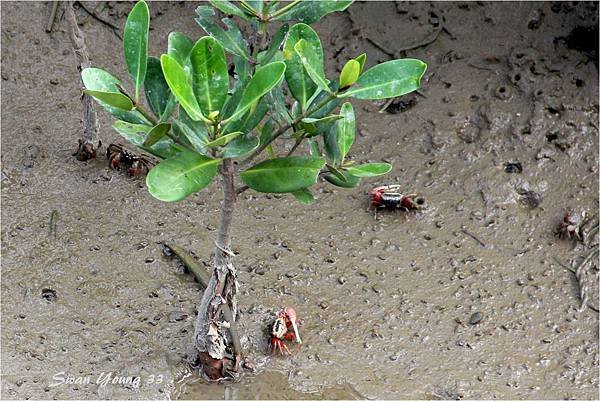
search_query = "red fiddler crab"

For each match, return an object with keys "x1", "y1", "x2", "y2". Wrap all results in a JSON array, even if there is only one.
[
  {"x1": 369, "y1": 185, "x2": 426, "y2": 210},
  {"x1": 106, "y1": 143, "x2": 154, "y2": 177},
  {"x1": 270, "y1": 307, "x2": 301, "y2": 355},
  {"x1": 558, "y1": 210, "x2": 587, "y2": 240}
]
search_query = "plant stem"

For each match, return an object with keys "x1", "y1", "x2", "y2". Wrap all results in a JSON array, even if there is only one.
[
  {"x1": 194, "y1": 158, "x2": 240, "y2": 379},
  {"x1": 241, "y1": 92, "x2": 336, "y2": 167},
  {"x1": 134, "y1": 103, "x2": 158, "y2": 126},
  {"x1": 269, "y1": 0, "x2": 301, "y2": 19},
  {"x1": 66, "y1": 0, "x2": 100, "y2": 161}
]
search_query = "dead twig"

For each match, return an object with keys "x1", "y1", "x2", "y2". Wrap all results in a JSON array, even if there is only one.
[
  {"x1": 66, "y1": 1, "x2": 100, "y2": 161},
  {"x1": 46, "y1": 1, "x2": 60, "y2": 33},
  {"x1": 461, "y1": 228, "x2": 486, "y2": 248},
  {"x1": 75, "y1": 1, "x2": 122, "y2": 40}
]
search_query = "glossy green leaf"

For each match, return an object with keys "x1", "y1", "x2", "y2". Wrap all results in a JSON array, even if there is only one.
[
  {"x1": 339, "y1": 59, "x2": 360, "y2": 88},
  {"x1": 161, "y1": 54, "x2": 205, "y2": 121},
  {"x1": 143, "y1": 123, "x2": 171, "y2": 147},
  {"x1": 205, "y1": 132, "x2": 243, "y2": 147},
  {"x1": 195, "y1": 6, "x2": 250, "y2": 60},
  {"x1": 259, "y1": 23, "x2": 289, "y2": 65},
  {"x1": 145, "y1": 57, "x2": 172, "y2": 119},
  {"x1": 294, "y1": 39, "x2": 331, "y2": 94},
  {"x1": 346, "y1": 162, "x2": 392, "y2": 177},
  {"x1": 209, "y1": 0, "x2": 252, "y2": 20},
  {"x1": 83, "y1": 90, "x2": 133, "y2": 110},
  {"x1": 308, "y1": 138, "x2": 321, "y2": 156},
  {"x1": 273, "y1": 0, "x2": 353, "y2": 24},
  {"x1": 241, "y1": 156, "x2": 325, "y2": 193},
  {"x1": 123, "y1": 0, "x2": 149, "y2": 102},
  {"x1": 168, "y1": 32, "x2": 194, "y2": 73},
  {"x1": 336, "y1": 102, "x2": 355, "y2": 161},
  {"x1": 323, "y1": 170, "x2": 360, "y2": 188},
  {"x1": 81, "y1": 68, "x2": 149, "y2": 124},
  {"x1": 222, "y1": 135, "x2": 259, "y2": 158},
  {"x1": 301, "y1": 115, "x2": 342, "y2": 124},
  {"x1": 146, "y1": 150, "x2": 220, "y2": 202},
  {"x1": 283, "y1": 23, "x2": 323, "y2": 111},
  {"x1": 291, "y1": 188, "x2": 314, "y2": 205},
  {"x1": 340, "y1": 59, "x2": 427, "y2": 100},
  {"x1": 190, "y1": 37, "x2": 229, "y2": 113},
  {"x1": 225, "y1": 62, "x2": 286, "y2": 124},
  {"x1": 355, "y1": 53, "x2": 366, "y2": 74},
  {"x1": 323, "y1": 124, "x2": 340, "y2": 164},
  {"x1": 173, "y1": 116, "x2": 209, "y2": 156},
  {"x1": 112, "y1": 120, "x2": 181, "y2": 159},
  {"x1": 267, "y1": 85, "x2": 293, "y2": 125}
]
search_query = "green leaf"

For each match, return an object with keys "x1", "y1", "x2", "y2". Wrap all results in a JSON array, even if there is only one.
[
  {"x1": 145, "y1": 57, "x2": 172, "y2": 119},
  {"x1": 83, "y1": 90, "x2": 133, "y2": 110},
  {"x1": 340, "y1": 59, "x2": 427, "y2": 100},
  {"x1": 143, "y1": 123, "x2": 171, "y2": 147},
  {"x1": 339, "y1": 59, "x2": 360, "y2": 88},
  {"x1": 241, "y1": 156, "x2": 325, "y2": 193},
  {"x1": 326, "y1": 163, "x2": 347, "y2": 182},
  {"x1": 209, "y1": 0, "x2": 253, "y2": 20},
  {"x1": 173, "y1": 109, "x2": 210, "y2": 155},
  {"x1": 283, "y1": 23, "x2": 323, "y2": 111},
  {"x1": 354, "y1": 53, "x2": 366, "y2": 74},
  {"x1": 146, "y1": 150, "x2": 221, "y2": 202},
  {"x1": 308, "y1": 138, "x2": 321, "y2": 156},
  {"x1": 323, "y1": 170, "x2": 360, "y2": 188},
  {"x1": 222, "y1": 134, "x2": 259, "y2": 158},
  {"x1": 336, "y1": 102, "x2": 355, "y2": 161},
  {"x1": 123, "y1": 0, "x2": 149, "y2": 102},
  {"x1": 168, "y1": 32, "x2": 194, "y2": 73},
  {"x1": 323, "y1": 123, "x2": 340, "y2": 164},
  {"x1": 81, "y1": 68, "x2": 148, "y2": 124},
  {"x1": 259, "y1": 23, "x2": 289, "y2": 65},
  {"x1": 205, "y1": 132, "x2": 243, "y2": 147},
  {"x1": 267, "y1": 85, "x2": 293, "y2": 125},
  {"x1": 190, "y1": 37, "x2": 229, "y2": 113},
  {"x1": 195, "y1": 6, "x2": 250, "y2": 60},
  {"x1": 291, "y1": 188, "x2": 314, "y2": 204},
  {"x1": 294, "y1": 39, "x2": 331, "y2": 94},
  {"x1": 273, "y1": 0, "x2": 353, "y2": 24},
  {"x1": 113, "y1": 120, "x2": 181, "y2": 159},
  {"x1": 225, "y1": 62, "x2": 286, "y2": 124},
  {"x1": 160, "y1": 54, "x2": 205, "y2": 121},
  {"x1": 346, "y1": 163, "x2": 392, "y2": 177},
  {"x1": 301, "y1": 115, "x2": 342, "y2": 124}
]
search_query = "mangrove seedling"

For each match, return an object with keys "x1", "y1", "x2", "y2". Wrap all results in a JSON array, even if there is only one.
[{"x1": 81, "y1": 0, "x2": 427, "y2": 380}]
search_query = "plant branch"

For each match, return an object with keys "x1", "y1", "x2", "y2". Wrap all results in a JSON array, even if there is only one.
[
  {"x1": 46, "y1": 1, "x2": 60, "y2": 33},
  {"x1": 269, "y1": 0, "x2": 301, "y2": 19},
  {"x1": 134, "y1": 103, "x2": 158, "y2": 126},
  {"x1": 66, "y1": 0, "x2": 99, "y2": 161},
  {"x1": 241, "y1": 93, "x2": 336, "y2": 168}
]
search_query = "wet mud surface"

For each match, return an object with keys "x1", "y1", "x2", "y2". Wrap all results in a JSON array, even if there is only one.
[{"x1": 2, "y1": 1, "x2": 599, "y2": 399}]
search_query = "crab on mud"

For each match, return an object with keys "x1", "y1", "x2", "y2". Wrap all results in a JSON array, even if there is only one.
[
  {"x1": 369, "y1": 185, "x2": 426, "y2": 210},
  {"x1": 270, "y1": 307, "x2": 301, "y2": 355},
  {"x1": 106, "y1": 143, "x2": 154, "y2": 177},
  {"x1": 558, "y1": 210, "x2": 587, "y2": 240}
]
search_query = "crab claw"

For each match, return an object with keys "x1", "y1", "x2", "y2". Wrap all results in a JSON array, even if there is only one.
[{"x1": 279, "y1": 307, "x2": 301, "y2": 344}]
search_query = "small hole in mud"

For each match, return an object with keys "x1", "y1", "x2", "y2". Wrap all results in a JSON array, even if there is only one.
[
  {"x1": 547, "y1": 107, "x2": 560, "y2": 115},
  {"x1": 575, "y1": 79, "x2": 584, "y2": 87},
  {"x1": 536, "y1": 90, "x2": 544, "y2": 96},
  {"x1": 546, "y1": 132, "x2": 558, "y2": 142},
  {"x1": 444, "y1": 82, "x2": 452, "y2": 88},
  {"x1": 498, "y1": 87, "x2": 506, "y2": 93},
  {"x1": 416, "y1": 198, "x2": 425, "y2": 205},
  {"x1": 513, "y1": 73, "x2": 521, "y2": 81},
  {"x1": 470, "y1": 95, "x2": 479, "y2": 101}
]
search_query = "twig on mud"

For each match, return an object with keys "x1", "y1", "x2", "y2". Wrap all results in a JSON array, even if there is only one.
[
  {"x1": 75, "y1": 1, "x2": 122, "y2": 41},
  {"x1": 48, "y1": 210, "x2": 59, "y2": 240},
  {"x1": 166, "y1": 243, "x2": 243, "y2": 372},
  {"x1": 66, "y1": 1, "x2": 100, "y2": 161},
  {"x1": 461, "y1": 228, "x2": 486, "y2": 248},
  {"x1": 46, "y1": 1, "x2": 60, "y2": 33},
  {"x1": 574, "y1": 245, "x2": 599, "y2": 312}
]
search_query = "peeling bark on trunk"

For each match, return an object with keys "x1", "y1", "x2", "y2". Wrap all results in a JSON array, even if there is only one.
[
  {"x1": 194, "y1": 159, "x2": 240, "y2": 380},
  {"x1": 65, "y1": 1, "x2": 100, "y2": 161}
]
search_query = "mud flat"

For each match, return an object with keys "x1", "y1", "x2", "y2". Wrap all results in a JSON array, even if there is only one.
[{"x1": 1, "y1": 1, "x2": 598, "y2": 399}]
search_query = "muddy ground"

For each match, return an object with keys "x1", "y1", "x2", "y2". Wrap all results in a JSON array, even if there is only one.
[{"x1": 1, "y1": 1, "x2": 599, "y2": 399}]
